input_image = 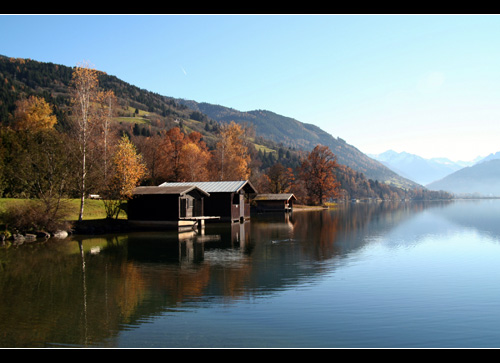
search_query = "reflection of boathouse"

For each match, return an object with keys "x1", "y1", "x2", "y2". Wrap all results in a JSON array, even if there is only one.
[
  {"x1": 124, "y1": 221, "x2": 251, "y2": 265},
  {"x1": 160, "y1": 181, "x2": 257, "y2": 223},
  {"x1": 252, "y1": 193, "x2": 296, "y2": 213},
  {"x1": 128, "y1": 185, "x2": 215, "y2": 231}
]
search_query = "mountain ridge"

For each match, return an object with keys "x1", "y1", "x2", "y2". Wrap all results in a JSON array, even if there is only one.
[{"x1": 177, "y1": 100, "x2": 418, "y2": 188}]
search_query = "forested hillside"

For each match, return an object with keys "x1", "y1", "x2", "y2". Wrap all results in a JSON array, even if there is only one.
[
  {"x1": 0, "y1": 55, "x2": 194, "y2": 134},
  {"x1": 0, "y1": 55, "x2": 448, "y2": 203}
]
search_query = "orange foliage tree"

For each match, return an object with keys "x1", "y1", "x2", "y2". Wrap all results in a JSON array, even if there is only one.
[
  {"x1": 102, "y1": 135, "x2": 147, "y2": 219},
  {"x1": 299, "y1": 145, "x2": 341, "y2": 205},
  {"x1": 259, "y1": 163, "x2": 295, "y2": 193},
  {"x1": 210, "y1": 121, "x2": 251, "y2": 181},
  {"x1": 132, "y1": 132, "x2": 164, "y2": 185},
  {"x1": 180, "y1": 131, "x2": 211, "y2": 181},
  {"x1": 157, "y1": 128, "x2": 211, "y2": 182},
  {"x1": 13, "y1": 95, "x2": 57, "y2": 131},
  {"x1": 157, "y1": 127, "x2": 184, "y2": 181}
]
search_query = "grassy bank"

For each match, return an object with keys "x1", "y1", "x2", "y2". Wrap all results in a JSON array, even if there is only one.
[
  {"x1": 0, "y1": 198, "x2": 126, "y2": 222},
  {"x1": 0, "y1": 199, "x2": 336, "y2": 223},
  {"x1": 0, "y1": 198, "x2": 129, "y2": 239}
]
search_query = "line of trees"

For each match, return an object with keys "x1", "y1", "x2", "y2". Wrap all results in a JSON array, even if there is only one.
[{"x1": 136, "y1": 121, "x2": 252, "y2": 184}]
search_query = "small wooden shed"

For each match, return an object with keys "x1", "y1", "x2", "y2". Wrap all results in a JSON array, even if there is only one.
[
  {"x1": 159, "y1": 181, "x2": 258, "y2": 223},
  {"x1": 252, "y1": 193, "x2": 297, "y2": 212},
  {"x1": 128, "y1": 185, "x2": 213, "y2": 231}
]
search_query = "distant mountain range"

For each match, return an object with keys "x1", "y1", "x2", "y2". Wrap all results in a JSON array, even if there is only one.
[
  {"x1": 370, "y1": 150, "x2": 477, "y2": 186},
  {"x1": 476, "y1": 151, "x2": 500, "y2": 165},
  {"x1": 427, "y1": 159, "x2": 500, "y2": 196},
  {"x1": 372, "y1": 150, "x2": 500, "y2": 196}
]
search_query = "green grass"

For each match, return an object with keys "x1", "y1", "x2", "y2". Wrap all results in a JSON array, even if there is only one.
[
  {"x1": 254, "y1": 143, "x2": 276, "y2": 154},
  {"x1": 65, "y1": 199, "x2": 112, "y2": 220},
  {"x1": 115, "y1": 116, "x2": 150, "y2": 124},
  {"x1": 0, "y1": 198, "x2": 126, "y2": 222}
]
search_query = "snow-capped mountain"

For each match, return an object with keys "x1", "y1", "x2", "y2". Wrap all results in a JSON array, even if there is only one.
[
  {"x1": 370, "y1": 150, "x2": 476, "y2": 186},
  {"x1": 475, "y1": 151, "x2": 500, "y2": 165}
]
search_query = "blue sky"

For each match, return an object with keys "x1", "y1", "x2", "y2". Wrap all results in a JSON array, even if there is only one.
[{"x1": 1, "y1": 14, "x2": 500, "y2": 161}]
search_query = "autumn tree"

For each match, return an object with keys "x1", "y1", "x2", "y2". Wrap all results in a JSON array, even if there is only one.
[
  {"x1": 132, "y1": 132, "x2": 164, "y2": 185},
  {"x1": 299, "y1": 145, "x2": 341, "y2": 205},
  {"x1": 210, "y1": 121, "x2": 251, "y2": 181},
  {"x1": 102, "y1": 135, "x2": 147, "y2": 219},
  {"x1": 157, "y1": 127, "x2": 186, "y2": 181},
  {"x1": 266, "y1": 163, "x2": 295, "y2": 193},
  {"x1": 156, "y1": 128, "x2": 211, "y2": 182},
  {"x1": 13, "y1": 95, "x2": 57, "y2": 131},
  {"x1": 180, "y1": 131, "x2": 211, "y2": 181},
  {"x1": 2, "y1": 97, "x2": 72, "y2": 200}
]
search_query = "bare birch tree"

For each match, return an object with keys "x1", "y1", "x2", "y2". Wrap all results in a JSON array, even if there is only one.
[{"x1": 70, "y1": 61, "x2": 100, "y2": 221}]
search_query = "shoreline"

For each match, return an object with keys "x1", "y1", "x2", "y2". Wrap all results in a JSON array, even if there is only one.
[{"x1": 3, "y1": 199, "x2": 487, "y2": 243}]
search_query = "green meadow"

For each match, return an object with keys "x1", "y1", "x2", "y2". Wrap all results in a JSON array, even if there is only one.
[{"x1": 0, "y1": 198, "x2": 125, "y2": 223}]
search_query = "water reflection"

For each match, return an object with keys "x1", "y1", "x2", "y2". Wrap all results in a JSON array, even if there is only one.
[{"x1": 2, "y1": 199, "x2": 498, "y2": 347}]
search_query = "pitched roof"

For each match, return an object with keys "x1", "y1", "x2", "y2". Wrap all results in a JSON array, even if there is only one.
[
  {"x1": 133, "y1": 186, "x2": 210, "y2": 197},
  {"x1": 159, "y1": 180, "x2": 257, "y2": 194},
  {"x1": 253, "y1": 193, "x2": 297, "y2": 201}
]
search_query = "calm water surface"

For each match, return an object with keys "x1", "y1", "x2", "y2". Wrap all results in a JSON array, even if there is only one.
[{"x1": 2, "y1": 199, "x2": 500, "y2": 348}]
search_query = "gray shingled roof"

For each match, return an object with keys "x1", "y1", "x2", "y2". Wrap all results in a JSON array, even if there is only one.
[
  {"x1": 159, "y1": 181, "x2": 257, "y2": 194},
  {"x1": 133, "y1": 186, "x2": 209, "y2": 196}
]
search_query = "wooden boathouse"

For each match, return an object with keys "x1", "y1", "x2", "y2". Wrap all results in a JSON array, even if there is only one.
[
  {"x1": 128, "y1": 185, "x2": 218, "y2": 231},
  {"x1": 159, "y1": 180, "x2": 258, "y2": 223},
  {"x1": 252, "y1": 193, "x2": 297, "y2": 212}
]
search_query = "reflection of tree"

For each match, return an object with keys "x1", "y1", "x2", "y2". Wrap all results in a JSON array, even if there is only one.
[
  {"x1": 133, "y1": 263, "x2": 212, "y2": 304},
  {"x1": 291, "y1": 211, "x2": 343, "y2": 259},
  {"x1": 286, "y1": 201, "x2": 449, "y2": 263},
  {"x1": 0, "y1": 237, "x2": 150, "y2": 347},
  {"x1": 114, "y1": 263, "x2": 149, "y2": 324}
]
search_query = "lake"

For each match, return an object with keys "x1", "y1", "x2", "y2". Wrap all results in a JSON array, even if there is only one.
[{"x1": 2, "y1": 199, "x2": 500, "y2": 348}]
